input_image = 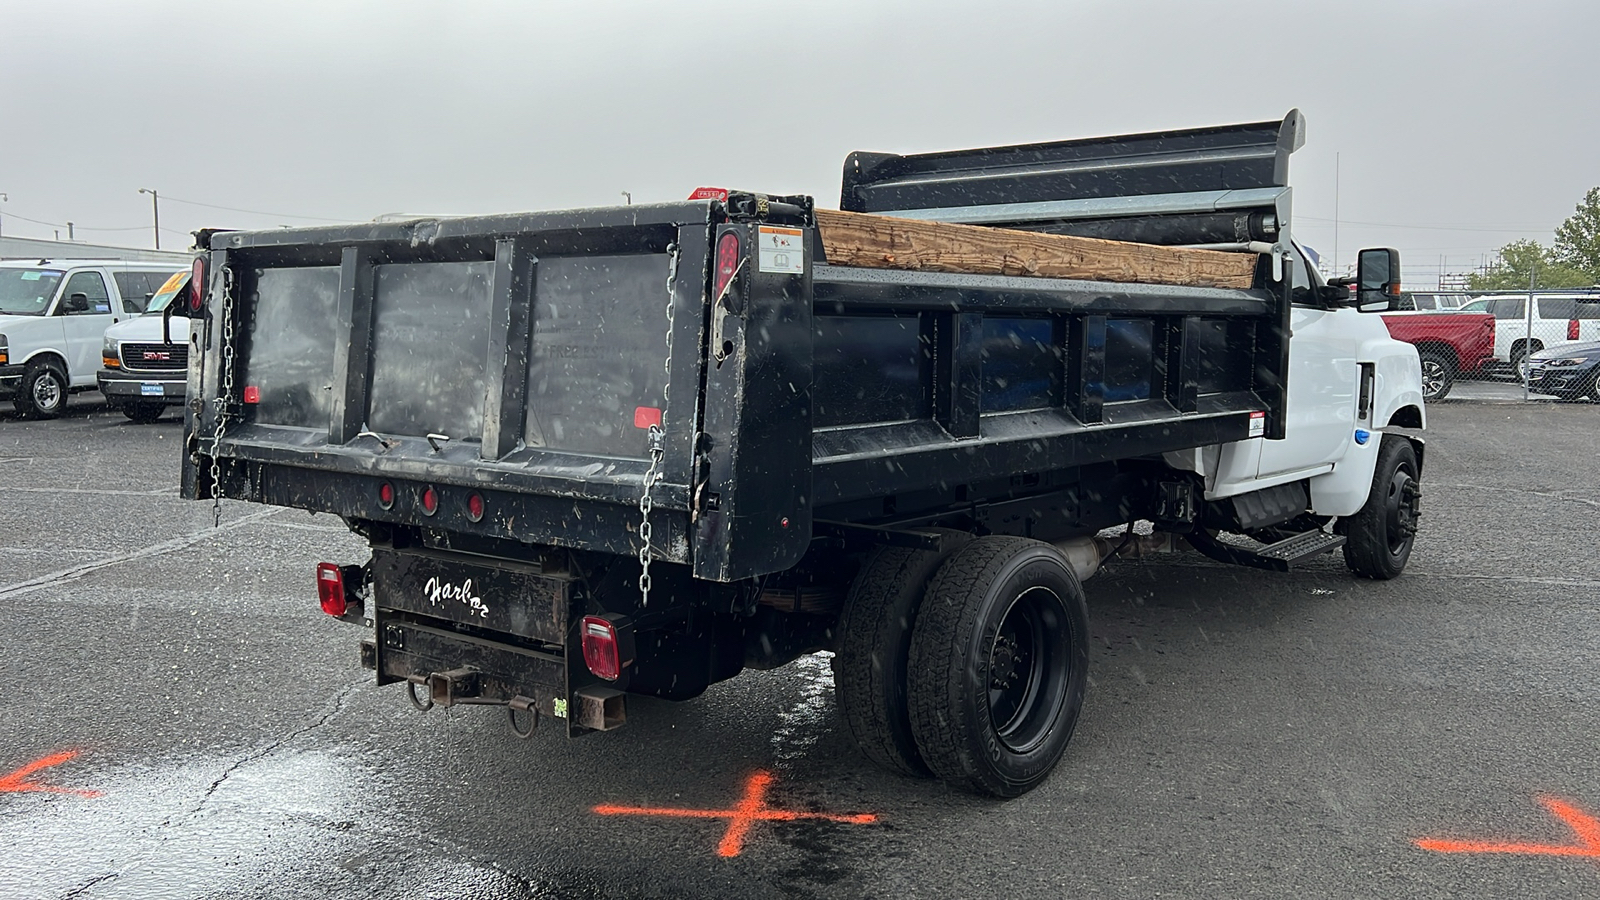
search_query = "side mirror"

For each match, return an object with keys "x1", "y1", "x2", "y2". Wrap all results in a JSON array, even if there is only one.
[
  {"x1": 63, "y1": 292, "x2": 90, "y2": 313},
  {"x1": 1357, "y1": 248, "x2": 1401, "y2": 312},
  {"x1": 161, "y1": 300, "x2": 186, "y2": 343}
]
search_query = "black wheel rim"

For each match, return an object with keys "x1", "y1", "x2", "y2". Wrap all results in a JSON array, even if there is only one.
[
  {"x1": 1383, "y1": 462, "x2": 1420, "y2": 556},
  {"x1": 986, "y1": 586, "x2": 1071, "y2": 754}
]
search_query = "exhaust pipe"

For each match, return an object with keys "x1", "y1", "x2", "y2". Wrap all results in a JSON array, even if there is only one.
[{"x1": 1054, "y1": 532, "x2": 1181, "y2": 582}]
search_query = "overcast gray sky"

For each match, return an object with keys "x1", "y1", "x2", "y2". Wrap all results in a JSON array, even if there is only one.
[{"x1": 3, "y1": 0, "x2": 1595, "y2": 286}]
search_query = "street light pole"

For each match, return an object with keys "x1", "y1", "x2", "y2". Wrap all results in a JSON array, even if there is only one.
[
  {"x1": 138, "y1": 188, "x2": 160, "y2": 249},
  {"x1": 0, "y1": 192, "x2": 8, "y2": 240}
]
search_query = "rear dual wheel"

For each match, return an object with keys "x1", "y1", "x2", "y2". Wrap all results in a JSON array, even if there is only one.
[
  {"x1": 833, "y1": 530, "x2": 972, "y2": 776},
  {"x1": 837, "y1": 536, "x2": 1090, "y2": 796},
  {"x1": 907, "y1": 537, "x2": 1089, "y2": 797}
]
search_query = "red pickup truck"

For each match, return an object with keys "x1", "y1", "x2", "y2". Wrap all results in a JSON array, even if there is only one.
[{"x1": 1379, "y1": 310, "x2": 1495, "y2": 401}]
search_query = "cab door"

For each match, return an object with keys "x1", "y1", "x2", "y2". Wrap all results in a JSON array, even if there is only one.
[
  {"x1": 55, "y1": 269, "x2": 121, "y2": 386},
  {"x1": 1256, "y1": 248, "x2": 1360, "y2": 478}
]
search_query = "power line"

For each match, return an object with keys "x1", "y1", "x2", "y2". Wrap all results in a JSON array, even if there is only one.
[
  {"x1": 3, "y1": 212, "x2": 149, "y2": 232},
  {"x1": 158, "y1": 194, "x2": 349, "y2": 222}
]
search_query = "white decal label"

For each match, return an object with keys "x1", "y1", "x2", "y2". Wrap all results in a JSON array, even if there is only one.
[
  {"x1": 423, "y1": 576, "x2": 490, "y2": 619},
  {"x1": 757, "y1": 226, "x2": 804, "y2": 275},
  {"x1": 1248, "y1": 410, "x2": 1266, "y2": 438}
]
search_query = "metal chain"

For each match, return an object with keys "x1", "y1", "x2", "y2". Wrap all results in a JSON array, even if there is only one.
[
  {"x1": 209, "y1": 266, "x2": 237, "y2": 528},
  {"x1": 637, "y1": 243, "x2": 681, "y2": 607}
]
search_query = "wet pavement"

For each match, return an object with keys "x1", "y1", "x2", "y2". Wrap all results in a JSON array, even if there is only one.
[{"x1": 1, "y1": 395, "x2": 1598, "y2": 898}]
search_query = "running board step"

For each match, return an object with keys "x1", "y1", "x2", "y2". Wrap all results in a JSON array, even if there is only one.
[{"x1": 1185, "y1": 528, "x2": 1346, "y2": 572}]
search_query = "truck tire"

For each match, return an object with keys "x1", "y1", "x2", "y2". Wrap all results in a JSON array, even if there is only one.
[
  {"x1": 1339, "y1": 435, "x2": 1420, "y2": 580},
  {"x1": 125, "y1": 402, "x2": 165, "y2": 424},
  {"x1": 833, "y1": 529, "x2": 973, "y2": 777},
  {"x1": 14, "y1": 361, "x2": 68, "y2": 419},
  {"x1": 1417, "y1": 348, "x2": 1455, "y2": 402},
  {"x1": 907, "y1": 536, "x2": 1089, "y2": 797}
]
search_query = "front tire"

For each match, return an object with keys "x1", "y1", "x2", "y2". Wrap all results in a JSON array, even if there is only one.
[
  {"x1": 1340, "y1": 435, "x2": 1421, "y2": 580},
  {"x1": 1417, "y1": 349, "x2": 1455, "y2": 402},
  {"x1": 14, "y1": 362, "x2": 68, "y2": 419},
  {"x1": 907, "y1": 537, "x2": 1089, "y2": 798}
]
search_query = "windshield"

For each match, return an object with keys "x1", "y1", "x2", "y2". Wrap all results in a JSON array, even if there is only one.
[
  {"x1": 144, "y1": 271, "x2": 190, "y2": 314},
  {"x1": 0, "y1": 268, "x2": 65, "y2": 315}
]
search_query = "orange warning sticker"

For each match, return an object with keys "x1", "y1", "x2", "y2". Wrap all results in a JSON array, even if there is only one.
[{"x1": 757, "y1": 226, "x2": 804, "y2": 276}]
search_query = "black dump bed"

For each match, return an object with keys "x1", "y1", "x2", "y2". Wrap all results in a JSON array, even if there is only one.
[{"x1": 182, "y1": 113, "x2": 1304, "y2": 583}]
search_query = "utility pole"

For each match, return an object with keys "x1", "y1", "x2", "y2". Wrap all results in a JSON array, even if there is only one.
[
  {"x1": 138, "y1": 188, "x2": 161, "y2": 249},
  {"x1": 1333, "y1": 152, "x2": 1340, "y2": 279},
  {"x1": 67, "y1": 222, "x2": 75, "y2": 241}
]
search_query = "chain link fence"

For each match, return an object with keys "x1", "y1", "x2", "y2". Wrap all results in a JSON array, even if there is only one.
[{"x1": 1384, "y1": 289, "x2": 1600, "y2": 404}]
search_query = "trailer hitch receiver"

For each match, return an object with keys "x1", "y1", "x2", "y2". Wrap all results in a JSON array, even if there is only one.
[{"x1": 427, "y1": 667, "x2": 481, "y2": 707}]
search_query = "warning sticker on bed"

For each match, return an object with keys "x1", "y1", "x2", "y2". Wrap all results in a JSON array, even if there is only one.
[
  {"x1": 757, "y1": 226, "x2": 804, "y2": 275},
  {"x1": 1248, "y1": 410, "x2": 1266, "y2": 437}
]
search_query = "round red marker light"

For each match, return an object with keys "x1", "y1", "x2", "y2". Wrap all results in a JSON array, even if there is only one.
[
  {"x1": 421, "y1": 486, "x2": 438, "y2": 516},
  {"x1": 467, "y1": 492, "x2": 485, "y2": 522},
  {"x1": 377, "y1": 482, "x2": 394, "y2": 510}
]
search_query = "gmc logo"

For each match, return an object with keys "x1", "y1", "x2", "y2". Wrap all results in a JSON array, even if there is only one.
[{"x1": 142, "y1": 351, "x2": 171, "y2": 361}]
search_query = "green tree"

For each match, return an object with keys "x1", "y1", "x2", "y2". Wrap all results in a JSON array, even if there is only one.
[
  {"x1": 1553, "y1": 186, "x2": 1600, "y2": 283},
  {"x1": 1468, "y1": 239, "x2": 1590, "y2": 290}
]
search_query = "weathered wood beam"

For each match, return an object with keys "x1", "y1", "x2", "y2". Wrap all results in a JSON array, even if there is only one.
[{"x1": 814, "y1": 208, "x2": 1257, "y2": 290}]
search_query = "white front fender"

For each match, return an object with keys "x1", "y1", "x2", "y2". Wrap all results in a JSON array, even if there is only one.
[
  {"x1": 1310, "y1": 335, "x2": 1425, "y2": 517},
  {"x1": 1370, "y1": 336, "x2": 1425, "y2": 430}
]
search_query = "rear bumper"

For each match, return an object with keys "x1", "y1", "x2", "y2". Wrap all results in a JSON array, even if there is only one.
[
  {"x1": 97, "y1": 370, "x2": 186, "y2": 405},
  {"x1": 367, "y1": 546, "x2": 623, "y2": 735}
]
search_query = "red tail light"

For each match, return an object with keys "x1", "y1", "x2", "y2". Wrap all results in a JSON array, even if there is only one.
[
  {"x1": 714, "y1": 232, "x2": 741, "y2": 300},
  {"x1": 581, "y1": 616, "x2": 622, "y2": 681},
  {"x1": 1570, "y1": 319, "x2": 1581, "y2": 341},
  {"x1": 189, "y1": 257, "x2": 206, "y2": 313},
  {"x1": 466, "y1": 492, "x2": 484, "y2": 522},
  {"x1": 421, "y1": 486, "x2": 438, "y2": 516},
  {"x1": 377, "y1": 482, "x2": 394, "y2": 509},
  {"x1": 316, "y1": 562, "x2": 346, "y2": 616}
]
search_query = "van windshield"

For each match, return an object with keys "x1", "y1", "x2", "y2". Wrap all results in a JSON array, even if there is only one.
[
  {"x1": 144, "y1": 271, "x2": 190, "y2": 314},
  {"x1": 0, "y1": 269, "x2": 65, "y2": 315}
]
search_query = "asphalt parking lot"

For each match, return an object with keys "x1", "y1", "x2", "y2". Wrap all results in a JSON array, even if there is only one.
[{"x1": 1, "y1": 391, "x2": 1597, "y2": 899}]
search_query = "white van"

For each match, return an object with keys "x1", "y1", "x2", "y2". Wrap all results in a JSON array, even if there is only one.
[
  {"x1": 0, "y1": 259, "x2": 188, "y2": 417},
  {"x1": 1466, "y1": 292, "x2": 1600, "y2": 367}
]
